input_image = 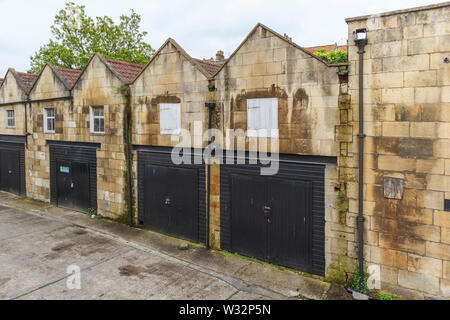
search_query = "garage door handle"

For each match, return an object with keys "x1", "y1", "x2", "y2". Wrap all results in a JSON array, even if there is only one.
[{"x1": 263, "y1": 206, "x2": 271, "y2": 215}]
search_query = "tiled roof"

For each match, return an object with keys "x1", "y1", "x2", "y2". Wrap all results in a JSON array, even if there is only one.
[
  {"x1": 104, "y1": 58, "x2": 145, "y2": 84},
  {"x1": 55, "y1": 67, "x2": 82, "y2": 88},
  {"x1": 305, "y1": 44, "x2": 348, "y2": 53},
  {"x1": 16, "y1": 72, "x2": 38, "y2": 93},
  {"x1": 192, "y1": 58, "x2": 221, "y2": 77}
]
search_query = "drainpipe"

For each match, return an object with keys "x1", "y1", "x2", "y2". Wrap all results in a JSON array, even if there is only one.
[
  {"x1": 25, "y1": 95, "x2": 30, "y2": 148},
  {"x1": 353, "y1": 28, "x2": 368, "y2": 292},
  {"x1": 124, "y1": 85, "x2": 133, "y2": 228},
  {"x1": 205, "y1": 81, "x2": 216, "y2": 249}
]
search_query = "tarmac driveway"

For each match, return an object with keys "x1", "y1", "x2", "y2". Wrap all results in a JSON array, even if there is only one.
[{"x1": 0, "y1": 191, "x2": 332, "y2": 300}]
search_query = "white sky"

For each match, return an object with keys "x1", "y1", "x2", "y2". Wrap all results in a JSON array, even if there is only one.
[{"x1": 0, "y1": 0, "x2": 442, "y2": 76}]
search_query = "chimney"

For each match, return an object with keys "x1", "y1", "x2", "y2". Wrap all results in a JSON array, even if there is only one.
[{"x1": 216, "y1": 50, "x2": 224, "y2": 62}]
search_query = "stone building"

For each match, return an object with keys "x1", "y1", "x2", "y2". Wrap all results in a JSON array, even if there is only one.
[
  {"x1": 25, "y1": 54, "x2": 143, "y2": 218},
  {"x1": 0, "y1": 1, "x2": 448, "y2": 299},
  {"x1": 344, "y1": 2, "x2": 450, "y2": 298}
]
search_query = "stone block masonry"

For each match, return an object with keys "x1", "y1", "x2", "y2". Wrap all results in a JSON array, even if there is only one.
[{"x1": 346, "y1": 2, "x2": 450, "y2": 299}]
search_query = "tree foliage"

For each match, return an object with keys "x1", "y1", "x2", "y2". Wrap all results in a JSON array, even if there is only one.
[
  {"x1": 28, "y1": 2, "x2": 154, "y2": 73},
  {"x1": 313, "y1": 49, "x2": 348, "y2": 64}
]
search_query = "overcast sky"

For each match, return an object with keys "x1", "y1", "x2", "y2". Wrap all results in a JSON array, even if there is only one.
[{"x1": 0, "y1": 0, "x2": 441, "y2": 76}]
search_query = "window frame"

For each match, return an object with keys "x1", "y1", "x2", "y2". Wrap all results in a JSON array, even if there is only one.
[
  {"x1": 90, "y1": 106, "x2": 105, "y2": 134},
  {"x1": 44, "y1": 107, "x2": 55, "y2": 133},
  {"x1": 6, "y1": 110, "x2": 15, "y2": 128},
  {"x1": 246, "y1": 98, "x2": 279, "y2": 138},
  {"x1": 159, "y1": 103, "x2": 181, "y2": 135}
]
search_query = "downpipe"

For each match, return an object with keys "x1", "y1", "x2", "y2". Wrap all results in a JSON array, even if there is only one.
[
  {"x1": 205, "y1": 99, "x2": 216, "y2": 250},
  {"x1": 354, "y1": 29, "x2": 368, "y2": 292},
  {"x1": 124, "y1": 87, "x2": 134, "y2": 228}
]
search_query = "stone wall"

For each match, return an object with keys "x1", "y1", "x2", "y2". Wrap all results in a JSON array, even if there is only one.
[
  {"x1": 346, "y1": 3, "x2": 450, "y2": 298},
  {"x1": 215, "y1": 24, "x2": 341, "y2": 157},
  {"x1": 131, "y1": 40, "x2": 210, "y2": 148}
]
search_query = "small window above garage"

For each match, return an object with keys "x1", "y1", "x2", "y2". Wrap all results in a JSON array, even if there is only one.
[
  {"x1": 160, "y1": 103, "x2": 181, "y2": 135},
  {"x1": 6, "y1": 110, "x2": 15, "y2": 128},
  {"x1": 44, "y1": 108, "x2": 55, "y2": 133},
  {"x1": 247, "y1": 98, "x2": 278, "y2": 138},
  {"x1": 90, "y1": 106, "x2": 105, "y2": 133}
]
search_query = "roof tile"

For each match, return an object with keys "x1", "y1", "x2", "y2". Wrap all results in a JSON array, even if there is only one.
[
  {"x1": 192, "y1": 58, "x2": 221, "y2": 77},
  {"x1": 55, "y1": 67, "x2": 82, "y2": 88},
  {"x1": 16, "y1": 72, "x2": 38, "y2": 93},
  {"x1": 104, "y1": 58, "x2": 145, "y2": 84}
]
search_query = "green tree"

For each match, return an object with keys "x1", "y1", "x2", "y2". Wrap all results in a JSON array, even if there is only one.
[
  {"x1": 28, "y1": 2, "x2": 154, "y2": 73},
  {"x1": 313, "y1": 48, "x2": 348, "y2": 64}
]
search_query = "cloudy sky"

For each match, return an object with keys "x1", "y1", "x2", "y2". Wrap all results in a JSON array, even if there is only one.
[{"x1": 0, "y1": 0, "x2": 440, "y2": 76}]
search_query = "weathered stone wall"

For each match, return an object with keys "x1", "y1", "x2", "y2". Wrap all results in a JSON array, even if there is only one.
[
  {"x1": 27, "y1": 56, "x2": 128, "y2": 219},
  {"x1": 215, "y1": 25, "x2": 341, "y2": 157},
  {"x1": 131, "y1": 41, "x2": 210, "y2": 148},
  {"x1": 346, "y1": 3, "x2": 450, "y2": 298},
  {"x1": 0, "y1": 71, "x2": 27, "y2": 136}
]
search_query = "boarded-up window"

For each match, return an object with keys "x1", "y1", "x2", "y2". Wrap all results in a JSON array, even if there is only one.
[
  {"x1": 247, "y1": 98, "x2": 278, "y2": 138},
  {"x1": 160, "y1": 103, "x2": 181, "y2": 135}
]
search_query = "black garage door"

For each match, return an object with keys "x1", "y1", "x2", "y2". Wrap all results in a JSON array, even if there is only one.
[
  {"x1": 49, "y1": 141, "x2": 99, "y2": 212},
  {"x1": 137, "y1": 147, "x2": 206, "y2": 243},
  {"x1": 221, "y1": 154, "x2": 333, "y2": 276},
  {"x1": 0, "y1": 136, "x2": 26, "y2": 196}
]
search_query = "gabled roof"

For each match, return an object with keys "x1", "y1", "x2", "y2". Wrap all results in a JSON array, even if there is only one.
[
  {"x1": 15, "y1": 72, "x2": 38, "y2": 93},
  {"x1": 133, "y1": 38, "x2": 219, "y2": 83},
  {"x1": 54, "y1": 66, "x2": 82, "y2": 88},
  {"x1": 213, "y1": 23, "x2": 346, "y2": 77},
  {"x1": 28, "y1": 63, "x2": 82, "y2": 95},
  {"x1": 0, "y1": 68, "x2": 39, "y2": 94},
  {"x1": 71, "y1": 53, "x2": 145, "y2": 88},
  {"x1": 305, "y1": 44, "x2": 348, "y2": 53},
  {"x1": 103, "y1": 58, "x2": 145, "y2": 84}
]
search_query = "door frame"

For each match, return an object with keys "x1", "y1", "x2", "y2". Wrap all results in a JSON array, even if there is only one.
[
  {"x1": 48, "y1": 141, "x2": 99, "y2": 212},
  {"x1": 0, "y1": 135, "x2": 26, "y2": 196},
  {"x1": 136, "y1": 146, "x2": 207, "y2": 244},
  {"x1": 220, "y1": 152, "x2": 334, "y2": 276}
]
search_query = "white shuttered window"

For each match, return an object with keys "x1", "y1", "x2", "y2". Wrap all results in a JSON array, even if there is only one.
[
  {"x1": 160, "y1": 103, "x2": 181, "y2": 135},
  {"x1": 247, "y1": 98, "x2": 278, "y2": 138}
]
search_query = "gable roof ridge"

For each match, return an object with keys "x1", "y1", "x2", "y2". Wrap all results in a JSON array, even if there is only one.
[
  {"x1": 71, "y1": 53, "x2": 137, "y2": 88},
  {"x1": 213, "y1": 23, "x2": 342, "y2": 77},
  {"x1": 5, "y1": 68, "x2": 38, "y2": 94},
  {"x1": 132, "y1": 38, "x2": 215, "y2": 83},
  {"x1": 29, "y1": 63, "x2": 69, "y2": 94}
]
